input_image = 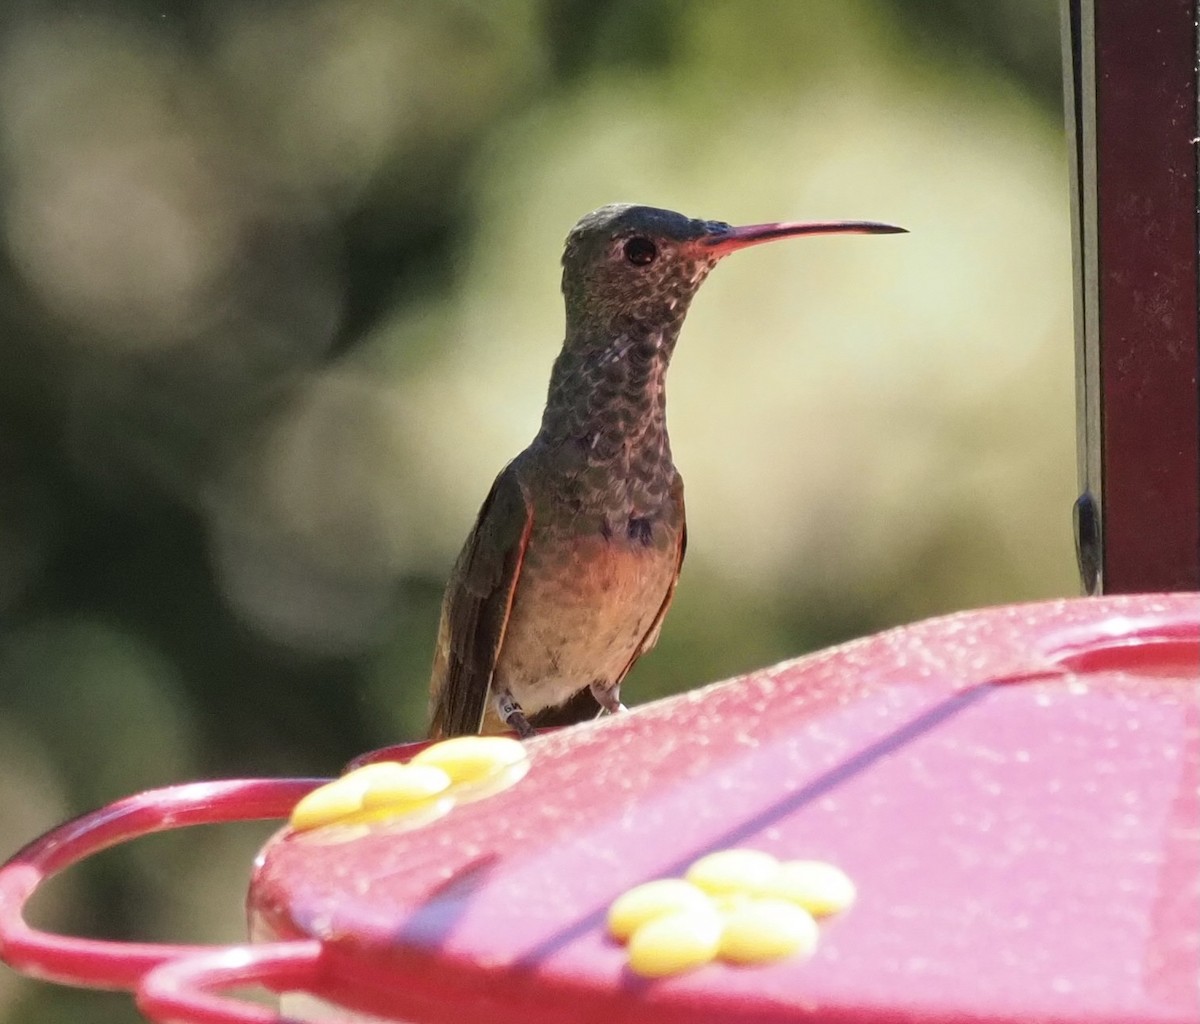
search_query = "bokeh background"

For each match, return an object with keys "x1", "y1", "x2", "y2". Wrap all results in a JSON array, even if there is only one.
[{"x1": 0, "y1": 1, "x2": 1074, "y2": 1020}]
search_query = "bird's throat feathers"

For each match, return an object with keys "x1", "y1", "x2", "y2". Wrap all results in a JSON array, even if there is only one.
[
  {"x1": 538, "y1": 312, "x2": 681, "y2": 458},
  {"x1": 534, "y1": 320, "x2": 678, "y2": 523}
]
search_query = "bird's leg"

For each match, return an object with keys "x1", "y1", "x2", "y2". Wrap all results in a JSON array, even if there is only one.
[
  {"x1": 589, "y1": 679, "x2": 625, "y2": 716},
  {"x1": 495, "y1": 690, "x2": 536, "y2": 739}
]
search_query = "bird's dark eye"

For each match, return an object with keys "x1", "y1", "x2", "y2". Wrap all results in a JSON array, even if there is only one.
[{"x1": 623, "y1": 237, "x2": 657, "y2": 266}]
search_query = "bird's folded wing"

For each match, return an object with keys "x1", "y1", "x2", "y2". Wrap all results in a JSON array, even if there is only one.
[{"x1": 429, "y1": 463, "x2": 533, "y2": 737}]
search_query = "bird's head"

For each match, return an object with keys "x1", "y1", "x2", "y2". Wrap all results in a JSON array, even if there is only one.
[{"x1": 560, "y1": 203, "x2": 905, "y2": 333}]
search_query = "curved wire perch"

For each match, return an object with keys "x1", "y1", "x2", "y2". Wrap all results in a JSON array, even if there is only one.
[
  {"x1": 0, "y1": 777, "x2": 324, "y2": 991},
  {"x1": 136, "y1": 941, "x2": 326, "y2": 1024}
]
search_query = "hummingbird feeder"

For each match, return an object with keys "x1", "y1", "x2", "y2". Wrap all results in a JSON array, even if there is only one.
[{"x1": 0, "y1": 594, "x2": 1196, "y2": 1024}]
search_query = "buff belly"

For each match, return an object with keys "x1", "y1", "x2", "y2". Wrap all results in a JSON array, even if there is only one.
[{"x1": 495, "y1": 528, "x2": 678, "y2": 715}]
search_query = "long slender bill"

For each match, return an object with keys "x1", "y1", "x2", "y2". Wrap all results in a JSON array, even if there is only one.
[{"x1": 698, "y1": 220, "x2": 907, "y2": 257}]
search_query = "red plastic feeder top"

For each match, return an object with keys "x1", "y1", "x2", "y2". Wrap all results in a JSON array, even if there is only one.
[{"x1": 0, "y1": 594, "x2": 1197, "y2": 1024}]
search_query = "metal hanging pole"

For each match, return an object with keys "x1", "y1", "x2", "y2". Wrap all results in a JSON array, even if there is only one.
[{"x1": 1061, "y1": 0, "x2": 1200, "y2": 594}]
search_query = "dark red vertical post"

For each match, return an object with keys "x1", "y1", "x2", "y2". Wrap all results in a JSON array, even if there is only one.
[{"x1": 1062, "y1": 0, "x2": 1200, "y2": 594}]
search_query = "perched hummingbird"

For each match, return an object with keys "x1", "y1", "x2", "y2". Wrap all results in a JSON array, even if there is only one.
[{"x1": 429, "y1": 204, "x2": 904, "y2": 738}]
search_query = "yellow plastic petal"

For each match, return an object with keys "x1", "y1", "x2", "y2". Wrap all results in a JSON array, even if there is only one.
[
  {"x1": 627, "y1": 908, "x2": 722, "y2": 978},
  {"x1": 718, "y1": 898, "x2": 819, "y2": 964},
  {"x1": 412, "y1": 735, "x2": 530, "y2": 801},
  {"x1": 685, "y1": 849, "x2": 780, "y2": 896},
  {"x1": 359, "y1": 764, "x2": 452, "y2": 808},
  {"x1": 411, "y1": 736, "x2": 527, "y2": 784},
  {"x1": 608, "y1": 879, "x2": 714, "y2": 942},
  {"x1": 290, "y1": 778, "x2": 367, "y2": 831},
  {"x1": 758, "y1": 860, "x2": 857, "y2": 916}
]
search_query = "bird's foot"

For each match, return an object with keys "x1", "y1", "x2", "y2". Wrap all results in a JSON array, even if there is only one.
[
  {"x1": 496, "y1": 692, "x2": 536, "y2": 739},
  {"x1": 589, "y1": 680, "x2": 624, "y2": 716}
]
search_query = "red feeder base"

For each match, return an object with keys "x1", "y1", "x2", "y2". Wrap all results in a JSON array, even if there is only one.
[{"x1": 1, "y1": 594, "x2": 1197, "y2": 1024}]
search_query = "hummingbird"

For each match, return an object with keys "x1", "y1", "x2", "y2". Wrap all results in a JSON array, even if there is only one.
[{"x1": 428, "y1": 204, "x2": 904, "y2": 738}]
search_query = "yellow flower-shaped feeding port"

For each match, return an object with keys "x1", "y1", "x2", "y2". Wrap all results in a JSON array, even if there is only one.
[
  {"x1": 608, "y1": 849, "x2": 855, "y2": 978},
  {"x1": 289, "y1": 736, "x2": 530, "y2": 833}
]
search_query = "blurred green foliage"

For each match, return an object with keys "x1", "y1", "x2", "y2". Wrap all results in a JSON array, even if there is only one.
[{"x1": 0, "y1": 2, "x2": 1074, "y2": 1020}]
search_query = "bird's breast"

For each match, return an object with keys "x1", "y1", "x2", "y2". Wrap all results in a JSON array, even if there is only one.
[{"x1": 496, "y1": 517, "x2": 681, "y2": 713}]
